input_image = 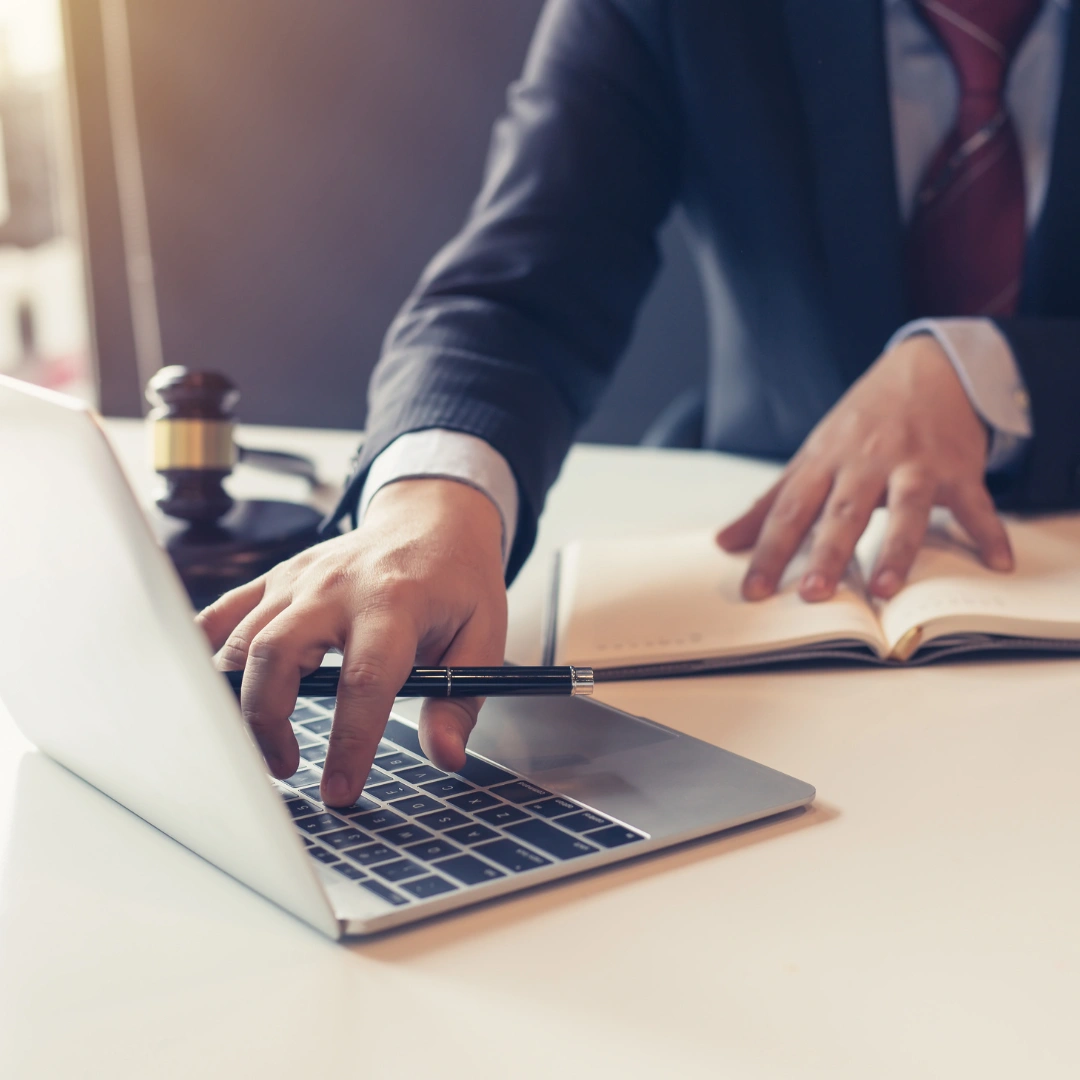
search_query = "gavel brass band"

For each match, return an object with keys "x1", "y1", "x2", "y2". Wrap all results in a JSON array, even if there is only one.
[{"x1": 152, "y1": 418, "x2": 238, "y2": 471}]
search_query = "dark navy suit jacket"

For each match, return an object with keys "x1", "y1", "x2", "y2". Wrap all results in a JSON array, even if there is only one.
[{"x1": 337, "y1": 0, "x2": 1080, "y2": 580}]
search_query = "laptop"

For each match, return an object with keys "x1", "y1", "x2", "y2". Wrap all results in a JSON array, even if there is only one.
[{"x1": 0, "y1": 375, "x2": 815, "y2": 938}]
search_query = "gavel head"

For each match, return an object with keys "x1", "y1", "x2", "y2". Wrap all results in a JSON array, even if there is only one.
[{"x1": 146, "y1": 366, "x2": 240, "y2": 524}]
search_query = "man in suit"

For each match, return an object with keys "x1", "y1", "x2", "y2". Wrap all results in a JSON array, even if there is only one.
[{"x1": 200, "y1": 0, "x2": 1079, "y2": 806}]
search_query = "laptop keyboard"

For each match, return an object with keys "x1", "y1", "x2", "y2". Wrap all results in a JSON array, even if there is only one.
[{"x1": 276, "y1": 698, "x2": 648, "y2": 909}]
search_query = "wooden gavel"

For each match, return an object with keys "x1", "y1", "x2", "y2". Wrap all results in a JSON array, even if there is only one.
[
  {"x1": 147, "y1": 367, "x2": 240, "y2": 523},
  {"x1": 145, "y1": 366, "x2": 327, "y2": 607}
]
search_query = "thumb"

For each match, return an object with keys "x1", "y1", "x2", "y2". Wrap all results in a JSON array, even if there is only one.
[{"x1": 418, "y1": 612, "x2": 506, "y2": 771}]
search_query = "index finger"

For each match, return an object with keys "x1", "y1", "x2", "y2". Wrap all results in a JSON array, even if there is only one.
[
  {"x1": 239, "y1": 604, "x2": 337, "y2": 778},
  {"x1": 321, "y1": 615, "x2": 417, "y2": 807}
]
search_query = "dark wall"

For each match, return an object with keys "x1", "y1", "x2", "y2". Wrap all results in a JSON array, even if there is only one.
[{"x1": 99, "y1": 0, "x2": 707, "y2": 442}]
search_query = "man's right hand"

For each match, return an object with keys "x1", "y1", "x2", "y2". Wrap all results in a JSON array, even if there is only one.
[{"x1": 196, "y1": 478, "x2": 508, "y2": 808}]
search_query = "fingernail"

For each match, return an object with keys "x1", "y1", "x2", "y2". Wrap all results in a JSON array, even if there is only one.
[
  {"x1": 801, "y1": 572, "x2": 828, "y2": 597},
  {"x1": 874, "y1": 569, "x2": 901, "y2": 597},
  {"x1": 743, "y1": 572, "x2": 770, "y2": 600},
  {"x1": 322, "y1": 771, "x2": 349, "y2": 806}
]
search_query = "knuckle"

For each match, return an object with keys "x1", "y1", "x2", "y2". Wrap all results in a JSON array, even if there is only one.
[
  {"x1": 311, "y1": 559, "x2": 357, "y2": 597},
  {"x1": 338, "y1": 655, "x2": 395, "y2": 701},
  {"x1": 326, "y1": 725, "x2": 374, "y2": 762},
  {"x1": 217, "y1": 638, "x2": 250, "y2": 669},
  {"x1": 375, "y1": 575, "x2": 423, "y2": 613},
  {"x1": 770, "y1": 494, "x2": 808, "y2": 527},
  {"x1": 826, "y1": 496, "x2": 863, "y2": 523},
  {"x1": 247, "y1": 631, "x2": 287, "y2": 667},
  {"x1": 892, "y1": 480, "x2": 931, "y2": 510}
]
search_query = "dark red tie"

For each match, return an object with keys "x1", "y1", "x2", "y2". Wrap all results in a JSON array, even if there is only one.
[{"x1": 906, "y1": 0, "x2": 1043, "y2": 317}]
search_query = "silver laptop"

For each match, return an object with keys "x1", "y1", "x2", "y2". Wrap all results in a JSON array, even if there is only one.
[{"x1": 0, "y1": 375, "x2": 815, "y2": 939}]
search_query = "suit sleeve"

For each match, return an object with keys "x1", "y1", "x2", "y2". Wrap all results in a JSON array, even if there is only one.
[
  {"x1": 988, "y1": 318, "x2": 1080, "y2": 511},
  {"x1": 330, "y1": 0, "x2": 680, "y2": 581}
]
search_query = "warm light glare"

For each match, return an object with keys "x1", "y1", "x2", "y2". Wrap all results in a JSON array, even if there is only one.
[{"x1": 0, "y1": 0, "x2": 63, "y2": 77}]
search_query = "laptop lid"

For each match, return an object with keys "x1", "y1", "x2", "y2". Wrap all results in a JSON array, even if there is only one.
[{"x1": 0, "y1": 376, "x2": 340, "y2": 938}]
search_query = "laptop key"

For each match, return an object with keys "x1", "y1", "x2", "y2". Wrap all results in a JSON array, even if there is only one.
[
  {"x1": 378, "y1": 824, "x2": 434, "y2": 846},
  {"x1": 297, "y1": 813, "x2": 347, "y2": 836},
  {"x1": 287, "y1": 767, "x2": 322, "y2": 789},
  {"x1": 362, "y1": 767, "x2": 393, "y2": 787},
  {"x1": 444, "y1": 823, "x2": 498, "y2": 846},
  {"x1": 455, "y1": 756, "x2": 515, "y2": 788},
  {"x1": 309, "y1": 697, "x2": 336, "y2": 708},
  {"x1": 296, "y1": 785, "x2": 325, "y2": 804},
  {"x1": 344, "y1": 842, "x2": 400, "y2": 866},
  {"x1": 447, "y1": 790, "x2": 499, "y2": 813},
  {"x1": 587, "y1": 825, "x2": 647, "y2": 848},
  {"x1": 475, "y1": 804, "x2": 528, "y2": 827},
  {"x1": 333, "y1": 863, "x2": 367, "y2": 881},
  {"x1": 403, "y1": 839, "x2": 460, "y2": 862},
  {"x1": 433, "y1": 854, "x2": 506, "y2": 885},
  {"x1": 366, "y1": 781, "x2": 417, "y2": 801},
  {"x1": 299, "y1": 717, "x2": 333, "y2": 735},
  {"x1": 388, "y1": 795, "x2": 444, "y2": 816},
  {"x1": 396, "y1": 764, "x2": 447, "y2": 785},
  {"x1": 374, "y1": 751, "x2": 422, "y2": 772},
  {"x1": 402, "y1": 876, "x2": 458, "y2": 900},
  {"x1": 299, "y1": 746, "x2": 326, "y2": 764},
  {"x1": 308, "y1": 847, "x2": 340, "y2": 864},
  {"x1": 505, "y1": 819, "x2": 598, "y2": 860},
  {"x1": 291, "y1": 704, "x2": 327, "y2": 722},
  {"x1": 360, "y1": 880, "x2": 409, "y2": 906},
  {"x1": 284, "y1": 797, "x2": 320, "y2": 819},
  {"x1": 421, "y1": 777, "x2": 474, "y2": 798},
  {"x1": 292, "y1": 730, "x2": 325, "y2": 750},
  {"x1": 371, "y1": 859, "x2": 427, "y2": 883},
  {"x1": 557, "y1": 810, "x2": 612, "y2": 833},
  {"x1": 474, "y1": 839, "x2": 551, "y2": 873},
  {"x1": 490, "y1": 780, "x2": 552, "y2": 804},
  {"x1": 352, "y1": 808, "x2": 406, "y2": 830},
  {"x1": 320, "y1": 827, "x2": 373, "y2": 850},
  {"x1": 340, "y1": 794, "x2": 380, "y2": 816},
  {"x1": 529, "y1": 797, "x2": 579, "y2": 819},
  {"x1": 415, "y1": 808, "x2": 471, "y2": 831}
]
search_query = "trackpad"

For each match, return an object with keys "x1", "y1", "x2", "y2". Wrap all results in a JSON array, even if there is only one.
[{"x1": 392, "y1": 694, "x2": 674, "y2": 776}]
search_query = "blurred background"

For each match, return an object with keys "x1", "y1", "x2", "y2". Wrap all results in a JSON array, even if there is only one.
[
  {"x1": 0, "y1": 0, "x2": 90, "y2": 400},
  {"x1": 3, "y1": 0, "x2": 706, "y2": 444}
]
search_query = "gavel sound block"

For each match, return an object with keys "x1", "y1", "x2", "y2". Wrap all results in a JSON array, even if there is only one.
[{"x1": 146, "y1": 366, "x2": 325, "y2": 610}]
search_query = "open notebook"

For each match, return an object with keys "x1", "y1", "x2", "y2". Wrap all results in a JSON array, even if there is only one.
[{"x1": 545, "y1": 511, "x2": 1080, "y2": 678}]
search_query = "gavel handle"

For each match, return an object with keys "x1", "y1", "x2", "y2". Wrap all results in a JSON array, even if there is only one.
[{"x1": 236, "y1": 445, "x2": 319, "y2": 486}]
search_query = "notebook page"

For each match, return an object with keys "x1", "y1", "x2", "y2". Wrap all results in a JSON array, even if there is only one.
[
  {"x1": 873, "y1": 512, "x2": 1080, "y2": 652},
  {"x1": 553, "y1": 527, "x2": 888, "y2": 668}
]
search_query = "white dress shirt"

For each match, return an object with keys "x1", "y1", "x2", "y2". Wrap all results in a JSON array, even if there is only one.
[{"x1": 361, "y1": 0, "x2": 1070, "y2": 564}]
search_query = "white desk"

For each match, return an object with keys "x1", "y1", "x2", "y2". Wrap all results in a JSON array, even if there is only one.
[{"x1": 2, "y1": 421, "x2": 1079, "y2": 1078}]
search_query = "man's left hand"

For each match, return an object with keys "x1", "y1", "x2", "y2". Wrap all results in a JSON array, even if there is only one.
[{"x1": 716, "y1": 334, "x2": 1014, "y2": 602}]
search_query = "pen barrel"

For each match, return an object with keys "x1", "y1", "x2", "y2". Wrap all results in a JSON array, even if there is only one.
[
  {"x1": 401, "y1": 666, "x2": 592, "y2": 697},
  {"x1": 226, "y1": 665, "x2": 594, "y2": 697}
]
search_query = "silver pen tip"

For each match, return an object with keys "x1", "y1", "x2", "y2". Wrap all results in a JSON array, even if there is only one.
[{"x1": 570, "y1": 666, "x2": 595, "y2": 696}]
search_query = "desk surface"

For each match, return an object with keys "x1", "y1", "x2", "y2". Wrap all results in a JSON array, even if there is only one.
[{"x1": 2, "y1": 421, "x2": 1078, "y2": 1079}]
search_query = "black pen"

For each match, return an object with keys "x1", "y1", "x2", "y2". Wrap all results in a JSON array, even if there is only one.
[{"x1": 224, "y1": 665, "x2": 595, "y2": 698}]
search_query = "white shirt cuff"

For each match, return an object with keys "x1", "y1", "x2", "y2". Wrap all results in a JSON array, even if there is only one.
[
  {"x1": 885, "y1": 318, "x2": 1033, "y2": 472},
  {"x1": 358, "y1": 429, "x2": 520, "y2": 568}
]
